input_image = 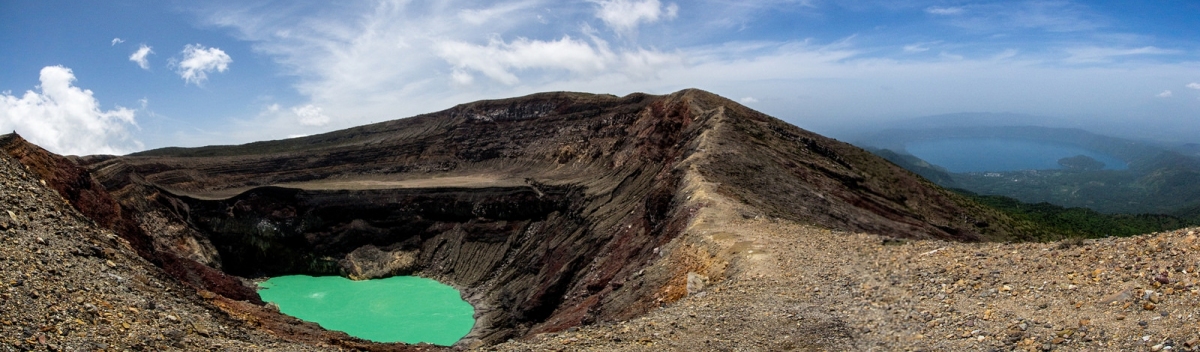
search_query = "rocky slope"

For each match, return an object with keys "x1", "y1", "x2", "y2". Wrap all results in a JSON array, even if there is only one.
[
  {"x1": 3, "y1": 88, "x2": 1193, "y2": 351},
  {"x1": 492, "y1": 171, "x2": 1200, "y2": 351},
  {"x1": 0, "y1": 150, "x2": 328, "y2": 350}
]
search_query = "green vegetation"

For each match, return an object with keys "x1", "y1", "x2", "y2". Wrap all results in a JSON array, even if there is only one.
[
  {"x1": 950, "y1": 150, "x2": 1200, "y2": 218},
  {"x1": 870, "y1": 148, "x2": 958, "y2": 187},
  {"x1": 1057, "y1": 155, "x2": 1105, "y2": 171},
  {"x1": 863, "y1": 128, "x2": 1200, "y2": 223},
  {"x1": 957, "y1": 190, "x2": 1196, "y2": 240}
]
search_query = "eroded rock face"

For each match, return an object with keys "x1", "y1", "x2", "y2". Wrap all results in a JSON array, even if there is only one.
[
  {"x1": 340, "y1": 245, "x2": 418, "y2": 280},
  {"x1": 7, "y1": 89, "x2": 1032, "y2": 348}
]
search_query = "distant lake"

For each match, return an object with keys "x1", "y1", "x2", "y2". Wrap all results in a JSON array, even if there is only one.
[{"x1": 906, "y1": 138, "x2": 1128, "y2": 173}]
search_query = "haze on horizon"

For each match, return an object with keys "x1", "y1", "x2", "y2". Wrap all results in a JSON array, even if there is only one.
[{"x1": 1, "y1": 0, "x2": 1198, "y2": 155}]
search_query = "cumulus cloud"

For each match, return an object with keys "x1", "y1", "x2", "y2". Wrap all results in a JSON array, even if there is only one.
[
  {"x1": 1188, "y1": 83, "x2": 1200, "y2": 90},
  {"x1": 111, "y1": 38, "x2": 125, "y2": 46},
  {"x1": 0, "y1": 66, "x2": 140, "y2": 155},
  {"x1": 926, "y1": 6, "x2": 964, "y2": 15},
  {"x1": 592, "y1": 0, "x2": 678, "y2": 34},
  {"x1": 740, "y1": 97, "x2": 758, "y2": 104},
  {"x1": 175, "y1": 44, "x2": 232, "y2": 85},
  {"x1": 129, "y1": 44, "x2": 154, "y2": 69},
  {"x1": 293, "y1": 104, "x2": 331, "y2": 126},
  {"x1": 1157, "y1": 90, "x2": 1173, "y2": 98}
]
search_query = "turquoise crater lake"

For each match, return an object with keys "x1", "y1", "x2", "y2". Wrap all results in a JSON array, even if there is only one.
[{"x1": 257, "y1": 275, "x2": 475, "y2": 346}]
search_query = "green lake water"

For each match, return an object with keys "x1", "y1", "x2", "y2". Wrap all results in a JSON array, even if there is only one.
[{"x1": 257, "y1": 275, "x2": 475, "y2": 346}]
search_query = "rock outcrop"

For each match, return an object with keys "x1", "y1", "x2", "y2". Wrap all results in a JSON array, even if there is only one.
[{"x1": 0, "y1": 147, "x2": 342, "y2": 350}]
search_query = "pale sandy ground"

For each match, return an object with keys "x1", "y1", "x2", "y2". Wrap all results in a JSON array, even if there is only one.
[
  {"x1": 169, "y1": 175, "x2": 527, "y2": 200},
  {"x1": 277, "y1": 175, "x2": 525, "y2": 191}
]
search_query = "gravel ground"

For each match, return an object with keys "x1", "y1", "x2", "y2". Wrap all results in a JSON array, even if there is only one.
[
  {"x1": 0, "y1": 154, "x2": 323, "y2": 351},
  {"x1": 490, "y1": 170, "x2": 1200, "y2": 352}
]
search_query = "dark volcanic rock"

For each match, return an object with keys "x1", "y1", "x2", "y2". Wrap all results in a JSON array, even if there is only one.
[{"x1": 5, "y1": 88, "x2": 1034, "y2": 348}]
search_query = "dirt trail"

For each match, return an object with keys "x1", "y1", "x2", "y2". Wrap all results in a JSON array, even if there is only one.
[
  {"x1": 497, "y1": 222, "x2": 1200, "y2": 351},
  {"x1": 492, "y1": 156, "x2": 1200, "y2": 351}
]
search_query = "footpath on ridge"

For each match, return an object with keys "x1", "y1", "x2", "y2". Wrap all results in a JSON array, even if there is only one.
[{"x1": 495, "y1": 163, "x2": 1200, "y2": 352}]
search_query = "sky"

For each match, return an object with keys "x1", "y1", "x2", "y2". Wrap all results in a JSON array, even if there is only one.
[{"x1": 1, "y1": 0, "x2": 1199, "y2": 155}]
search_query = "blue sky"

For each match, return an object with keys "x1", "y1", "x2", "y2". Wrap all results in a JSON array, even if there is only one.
[{"x1": 1, "y1": 0, "x2": 1198, "y2": 155}]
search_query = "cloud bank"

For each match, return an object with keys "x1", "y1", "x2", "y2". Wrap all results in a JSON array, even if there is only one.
[
  {"x1": 0, "y1": 66, "x2": 140, "y2": 155},
  {"x1": 175, "y1": 44, "x2": 232, "y2": 85}
]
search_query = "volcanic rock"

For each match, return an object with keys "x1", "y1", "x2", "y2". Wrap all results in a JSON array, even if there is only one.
[{"x1": 3, "y1": 89, "x2": 1146, "y2": 351}]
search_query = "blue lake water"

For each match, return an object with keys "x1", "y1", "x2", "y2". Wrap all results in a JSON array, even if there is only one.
[{"x1": 906, "y1": 138, "x2": 1128, "y2": 173}]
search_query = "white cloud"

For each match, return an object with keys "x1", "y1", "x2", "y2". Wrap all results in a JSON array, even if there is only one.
[
  {"x1": 592, "y1": 0, "x2": 678, "y2": 34},
  {"x1": 1064, "y1": 46, "x2": 1177, "y2": 64},
  {"x1": 451, "y1": 70, "x2": 475, "y2": 85},
  {"x1": 175, "y1": 44, "x2": 232, "y2": 86},
  {"x1": 437, "y1": 36, "x2": 614, "y2": 85},
  {"x1": 129, "y1": 44, "x2": 154, "y2": 70},
  {"x1": 936, "y1": 2, "x2": 1102, "y2": 33},
  {"x1": 740, "y1": 97, "x2": 758, "y2": 103},
  {"x1": 437, "y1": 35, "x2": 684, "y2": 85},
  {"x1": 0, "y1": 66, "x2": 140, "y2": 155},
  {"x1": 1157, "y1": 90, "x2": 1173, "y2": 98},
  {"x1": 925, "y1": 6, "x2": 964, "y2": 15},
  {"x1": 903, "y1": 41, "x2": 941, "y2": 53},
  {"x1": 458, "y1": 1, "x2": 540, "y2": 26},
  {"x1": 111, "y1": 38, "x2": 125, "y2": 46},
  {"x1": 186, "y1": 1, "x2": 1200, "y2": 146},
  {"x1": 292, "y1": 104, "x2": 331, "y2": 126},
  {"x1": 1188, "y1": 82, "x2": 1200, "y2": 90},
  {"x1": 619, "y1": 48, "x2": 683, "y2": 79}
]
